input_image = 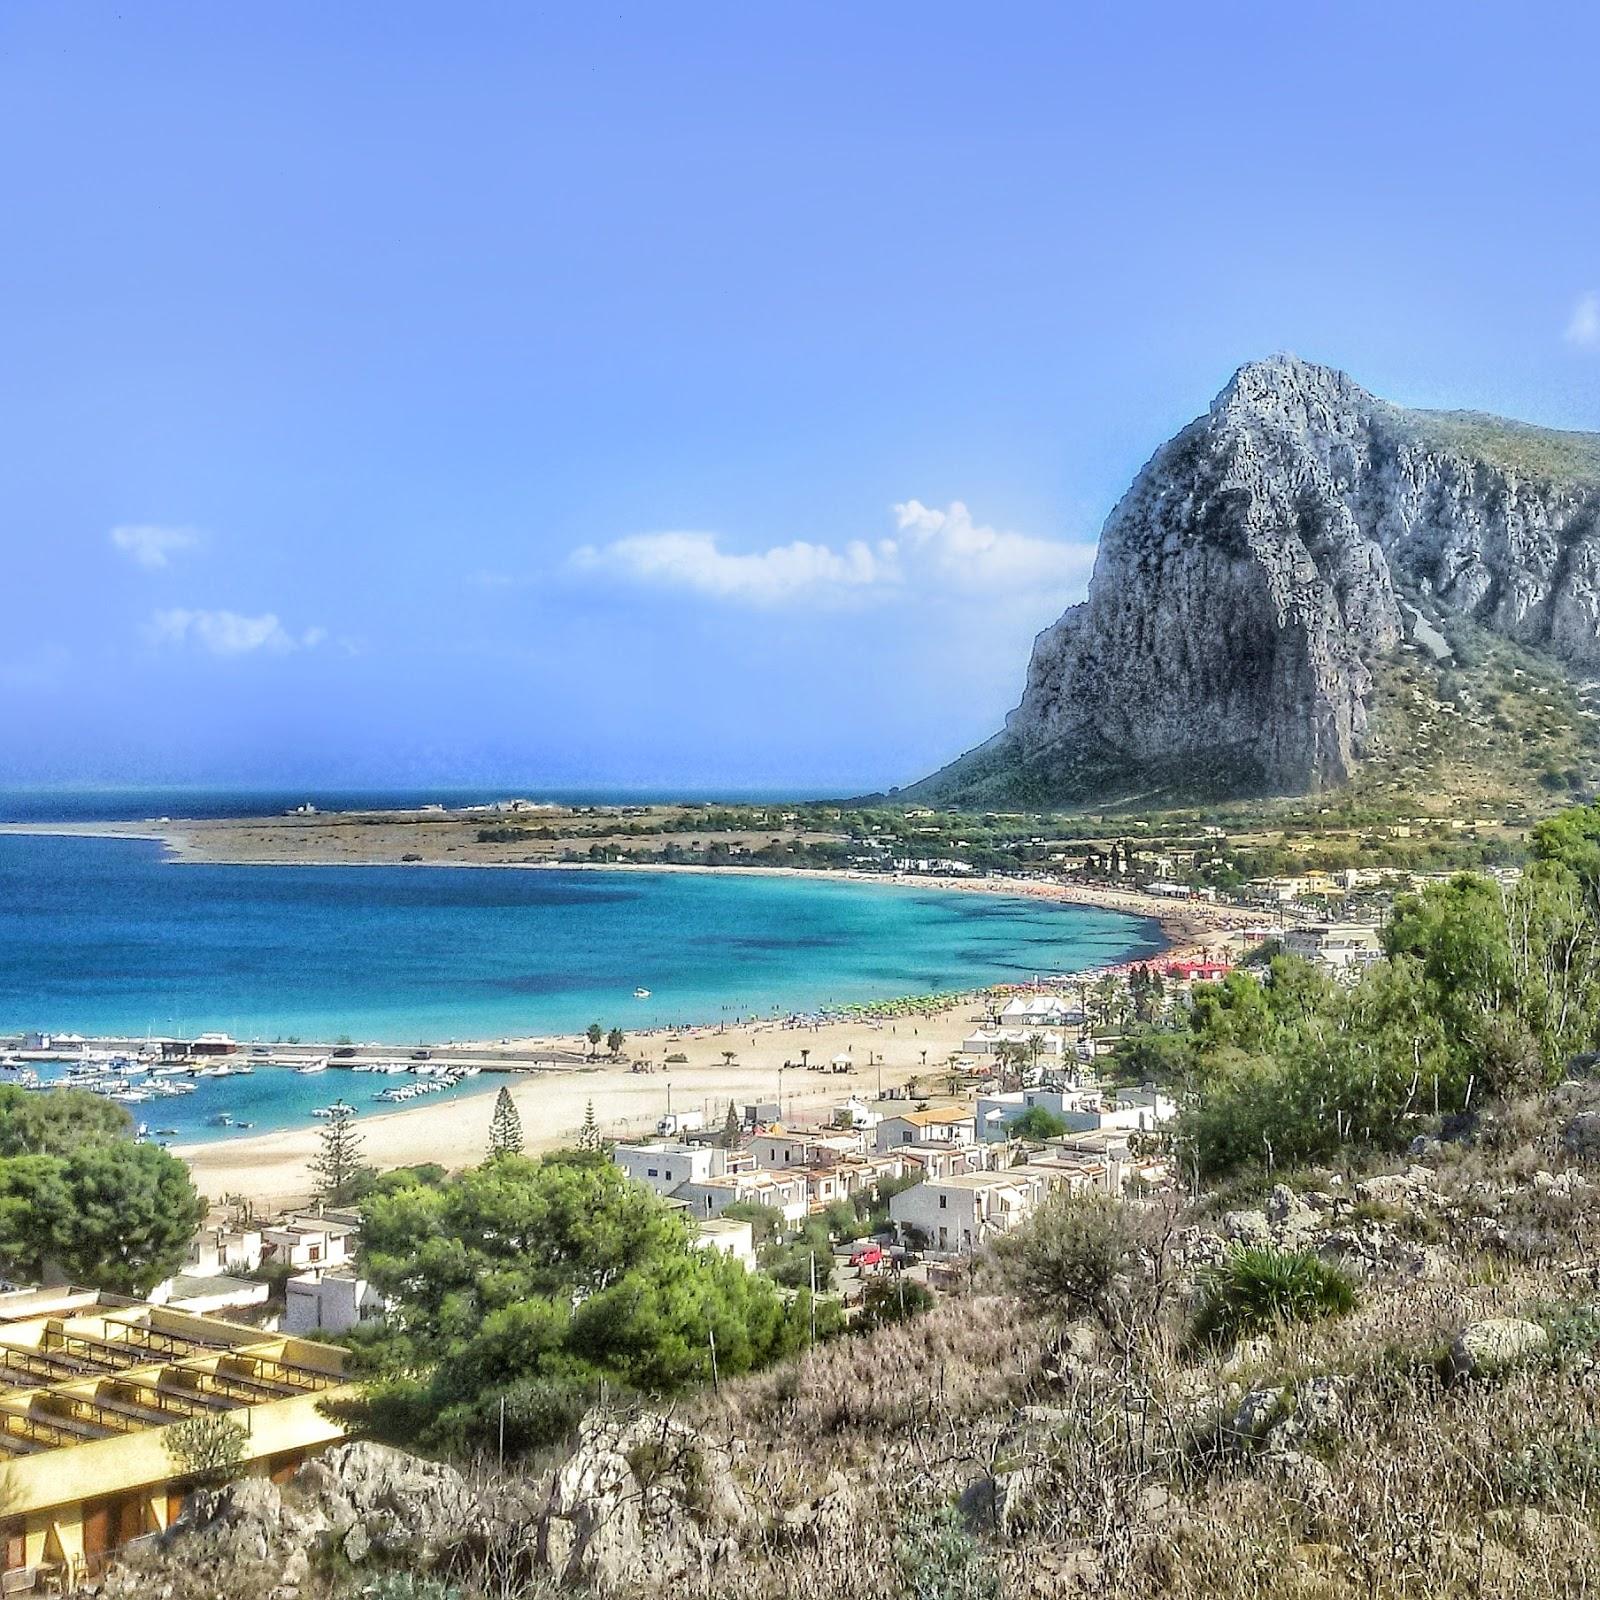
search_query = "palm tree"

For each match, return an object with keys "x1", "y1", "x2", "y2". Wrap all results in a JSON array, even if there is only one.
[{"x1": 1026, "y1": 1031, "x2": 1046, "y2": 1077}]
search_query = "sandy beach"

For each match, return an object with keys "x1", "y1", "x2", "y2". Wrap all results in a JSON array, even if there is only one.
[
  {"x1": 5, "y1": 815, "x2": 1250, "y2": 1209},
  {"x1": 175, "y1": 1005, "x2": 983, "y2": 1209}
]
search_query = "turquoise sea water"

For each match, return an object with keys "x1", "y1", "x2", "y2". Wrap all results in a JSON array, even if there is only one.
[{"x1": 0, "y1": 832, "x2": 1162, "y2": 1143}]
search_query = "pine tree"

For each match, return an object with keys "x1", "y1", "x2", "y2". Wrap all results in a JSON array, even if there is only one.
[
  {"x1": 488, "y1": 1086, "x2": 523, "y2": 1158},
  {"x1": 576, "y1": 1098, "x2": 602, "y2": 1153},
  {"x1": 309, "y1": 1103, "x2": 365, "y2": 1199},
  {"x1": 721, "y1": 1101, "x2": 741, "y2": 1148}
]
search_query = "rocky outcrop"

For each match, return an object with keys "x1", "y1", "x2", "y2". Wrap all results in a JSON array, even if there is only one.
[
  {"x1": 910, "y1": 355, "x2": 1600, "y2": 803},
  {"x1": 88, "y1": 1442, "x2": 482, "y2": 1600},
  {"x1": 85, "y1": 1418, "x2": 746, "y2": 1600},
  {"x1": 539, "y1": 1408, "x2": 748, "y2": 1588}
]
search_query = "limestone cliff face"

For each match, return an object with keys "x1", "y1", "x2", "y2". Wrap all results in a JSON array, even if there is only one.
[{"x1": 912, "y1": 355, "x2": 1600, "y2": 804}]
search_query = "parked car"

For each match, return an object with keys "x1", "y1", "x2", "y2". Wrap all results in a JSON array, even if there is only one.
[{"x1": 849, "y1": 1241, "x2": 884, "y2": 1269}]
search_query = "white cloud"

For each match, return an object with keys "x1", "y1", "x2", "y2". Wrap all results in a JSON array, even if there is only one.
[
  {"x1": 1567, "y1": 292, "x2": 1600, "y2": 349},
  {"x1": 111, "y1": 524, "x2": 202, "y2": 569},
  {"x1": 570, "y1": 531, "x2": 891, "y2": 605},
  {"x1": 891, "y1": 499, "x2": 1096, "y2": 592},
  {"x1": 568, "y1": 501, "x2": 1095, "y2": 608},
  {"x1": 146, "y1": 609, "x2": 325, "y2": 657}
]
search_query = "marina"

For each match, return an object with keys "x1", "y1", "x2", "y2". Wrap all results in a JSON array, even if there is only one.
[{"x1": 0, "y1": 1033, "x2": 514, "y2": 1149}]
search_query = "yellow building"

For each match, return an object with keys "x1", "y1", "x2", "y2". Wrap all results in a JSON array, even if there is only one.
[{"x1": 0, "y1": 1285, "x2": 358, "y2": 1593}]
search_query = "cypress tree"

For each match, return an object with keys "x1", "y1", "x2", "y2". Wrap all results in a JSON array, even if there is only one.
[{"x1": 488, "y1": 1086, "x2": 524, "y2": 1158}]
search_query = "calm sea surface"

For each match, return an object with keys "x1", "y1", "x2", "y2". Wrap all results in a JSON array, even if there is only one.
[{"x1": 0, "y1": 816, "x2": 1162, "y2": 1144}]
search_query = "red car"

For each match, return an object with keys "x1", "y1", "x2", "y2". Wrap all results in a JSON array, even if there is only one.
[{"x1": 849, "y1": 1242, "x2": 884, "y2": 1269}]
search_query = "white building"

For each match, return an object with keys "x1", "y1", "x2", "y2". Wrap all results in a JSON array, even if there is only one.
[
  {"x1": 748, "y1": 1129, "x2": 863, "y2": 1169},
  {"x1": 260, "y1": 1216, "x2": 357, "y2": 1271},
  {"x1": 693, "y1": 1217, "x2": 756, "y2": 1270},
  {"x1": 975, "y1": 1086, "x2": 1075, "y2": 1142},
  {"x1": 875, "y1": 1106, "x2": 977, "y2": 1151},
  {"x1": 611, "y1": 1140, "x2": 726, "y2": 1199},
  {"x1": 834, "y1": 1096, "x2": 883, "y2": 1130},
  {"x1": 1284, "y1": 922, "x2": 1383, "y2": 969},
  {"x1": 889, "y1": 1169, "x2": 1048, "y2": 1255},
  {"x1": 961, "y1": 1028, "x2": 1066, "y2": 1059},
  {"x1": 673, "y1": 1169, "x2": 810, "y2": 1226},
  {"x1": 186, "y1": 1222, "x2": 266, "y2": 1275},
  {"x1": 284, "y1": 1267, "x2": 385, "y2": 1335}
]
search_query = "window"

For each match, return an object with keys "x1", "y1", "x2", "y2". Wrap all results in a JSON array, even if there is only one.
[
  {"x1": 664, "y1": 1169, "x2": 673, "y2": 1181},
  {"x1": 938, "y1": 1195, "x2": 947, "y2": 1210},
  {"x1": 647, "y1": 1168, "x2": 658, "y2": 1178}
]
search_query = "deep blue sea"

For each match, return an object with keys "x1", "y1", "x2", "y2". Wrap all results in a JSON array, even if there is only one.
[{"x1": 0, "y1": 792, "x2": 1162, "y2": 1144}]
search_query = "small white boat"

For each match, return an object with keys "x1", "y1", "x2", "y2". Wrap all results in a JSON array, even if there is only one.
[
  {"x1": 634, "y1": 987, "x2": 651, "y2": 999},
  {"x1": 297, "y1": 1060, "x2": 328, "y2": 1075}
]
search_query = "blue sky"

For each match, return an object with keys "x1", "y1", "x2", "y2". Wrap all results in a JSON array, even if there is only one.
[{"x1": 4, "y1": 1, "x2": 1599, "y2": 794}]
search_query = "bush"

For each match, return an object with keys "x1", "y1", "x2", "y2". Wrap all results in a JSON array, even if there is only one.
[
  {"x1": 995, "y1": 1192, "x2": 1174, "y2": 1345},
  {"x1": 894, "y1": 1502, "x2": 999, "y2": 1600},
  {"x1": 166, "y1": 1412, "x2": 249, "y2": 1486},
  {"x1": 856, "y1": 1274, "x2": 934, "y2": 1331},
  {"x1": 1192, "y1": 1245, "x2": 1357, "y2": 1347},
  {"x1": 1009, "y1": 1105, "x2": 1068, "y2": 1140}
]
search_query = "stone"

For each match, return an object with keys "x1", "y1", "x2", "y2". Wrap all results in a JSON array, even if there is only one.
[
  {"x1": 539, "y1": 1409, "x2": 748, "y2": 1587},
  {"x1": 1230, "y1": 1386, "x2": 1287, "y2": 1442},
  {"x1": 1561, "y1": 1111, "x2": 1600, "y2": 1159},
  {"x1": 1449, "y1": 1317, "x2": 1551, "y2": 1379},
  {"x1": 1266, "y1": 1184, "x2": 1317, "y2": 1234},
  {"x1": 1353, "y1": 1172, "x2": 1425, "y2": 1208},
  {"x1": 1221, "y1": 1208, "x2": 1271, "y2": 1246},
  {"x1": 906, "y1": 353, "x2": 1600, "y2": 805}
]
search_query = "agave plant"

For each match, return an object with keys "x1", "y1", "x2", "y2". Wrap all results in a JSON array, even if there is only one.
[{"x1": 1193, "y1": 1244, "x2": 1357, "y2": 1347}]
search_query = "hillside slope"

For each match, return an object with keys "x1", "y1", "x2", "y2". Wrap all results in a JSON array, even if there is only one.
[{"x1": 910, "y1": 356, "x2": 1600, "y2": 807}]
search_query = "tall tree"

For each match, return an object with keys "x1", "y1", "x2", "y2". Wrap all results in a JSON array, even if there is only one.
[
  {"x1": 488, "y1": 1087, "x2": 524, "y2": 1158},
  {"x1": 606, "y1": 1026, "x2": 625, "y2": 1058},
  {"x1": 585, "y1": 1022, "x2": 604, "y2": 1058},
  {"x1": 576, "y1": 1099, "x2": 602, "y2": 1153},
  {"x1": 310, "y1": 1104, "x2": 365, "y2": 1199}
]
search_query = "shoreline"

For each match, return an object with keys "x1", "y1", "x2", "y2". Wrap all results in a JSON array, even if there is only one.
[
  {"x1": 1, "y1": 815, "x2": 1251, "y2": 1209},
  {"x1": 0, "y1": 818, "x2": 1244, "y2": 950}
]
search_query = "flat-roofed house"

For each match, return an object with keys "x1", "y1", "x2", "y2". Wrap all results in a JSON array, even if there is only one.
[
  {"x1": 672, "y1": 1169, "x2": 809, "y2": 1226},
  {"x1": 889, "y1": 1169, "x2": 1048, "y2": 1255},
  {"x1": 1283, "y1": 922, "x2": 1383, "y2": 969},
  {"x1": 0, "y1": 1286, "x2": 356, "y2": 1593},
  {"x1": 610, "y1": 1141, "x2": 725, "y2": 1199},
  {"x1": 874, "y1": 1106, "x2": 977, "y2": 1152}
]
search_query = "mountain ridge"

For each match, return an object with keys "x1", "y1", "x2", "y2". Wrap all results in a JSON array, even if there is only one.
[{"x1": 908, "y1": 355, "x2": 1600, "y2": 807}]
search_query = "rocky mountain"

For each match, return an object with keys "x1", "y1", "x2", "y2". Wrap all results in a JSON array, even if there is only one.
[{"x1": 909, "y1": 355, "x2": 1600, "y2": 806}]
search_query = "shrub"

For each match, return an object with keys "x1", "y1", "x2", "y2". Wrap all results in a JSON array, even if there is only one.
[
  {"x1": 1192, "y1": 1245, "x2": 1357, "y2": 1347},
  {"x1": 1499, "y1": 1427, "x2": 1600, "y2": 1508},
  {"x1": 996, "y1": 1191, "x2": 1180, "y2": 1349},
  {"x1": 166, "y1": 1412, "x2": 248, "y2": 1486},
  {"x1": 360, "y1": 1576, "x2": 464, "y2": 1600},
  {"x1": 894, "y1": 1502, "x2": 999, "y2": 1600},
  {"x1": 1009, "y1": 1106, "x2": 1068, "y2": 1140}
]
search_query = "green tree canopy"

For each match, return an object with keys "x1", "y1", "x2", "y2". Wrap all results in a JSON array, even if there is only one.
[
  {"x1": 351, "y1": 1151, "x2": 809, "y2": 1455},
  {"x1": 0, "y1": 1104, "x2": 204, "y2": 1294}
]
